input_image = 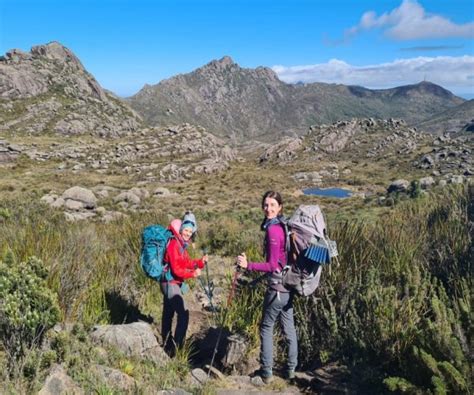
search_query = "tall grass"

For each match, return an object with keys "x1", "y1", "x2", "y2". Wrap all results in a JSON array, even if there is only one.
[
  {"x1": 0, "y1": 185, "x2": 471, "y2": 393},
  {"x1": 0, "y1": 200, "x2": 170, "y2": 324},
  {"x1": 199, "y1": 185, "x2": 472, "y2": 393},
  {"x1": 293, "y1": 184, "x2": 472, "y2": 393}
]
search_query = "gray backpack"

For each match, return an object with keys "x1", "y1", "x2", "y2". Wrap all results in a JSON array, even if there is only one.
[{"x1": 282, "y1": 205, "x2": 338, "y2": 296}]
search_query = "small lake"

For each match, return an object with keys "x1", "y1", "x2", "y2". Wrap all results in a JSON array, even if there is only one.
[{"x1": 303, "y1": 187, "x2": 353, "y2": 198}]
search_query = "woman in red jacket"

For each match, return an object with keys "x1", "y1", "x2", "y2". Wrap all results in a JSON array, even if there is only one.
[{"x1": 161, "y1": 214, "x2": 208, "y2": 355}]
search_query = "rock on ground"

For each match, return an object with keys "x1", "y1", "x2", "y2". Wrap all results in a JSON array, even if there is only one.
[
  {"x1": 90, "y1": 321, "x2": 169, "y2": 365},
  {"x1": 38, "y1": 364, "x2": 83, "y2": 395}
]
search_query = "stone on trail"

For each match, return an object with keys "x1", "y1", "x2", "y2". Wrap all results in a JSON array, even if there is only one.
[
  {"x1": 38, "y1": 364, "x2": 84, "y2": 395},
  {"x1": 157, "y1": 390, "x2": 192, "y2": 395},
  {"x1": 92, "y1": 364, "x2": 136, "y2": 392},
  {"x1": 190, "y1": 368, "x2": 209, "y2": 384}
]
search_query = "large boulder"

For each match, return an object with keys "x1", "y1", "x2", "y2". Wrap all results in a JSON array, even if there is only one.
[
  {"x1": 114, "y1": 191, "x2": 141, "y2": 205},
  {"x1": 90, "y1": 322, "x2": 169, "y2": 365},
  {"x1": 387, "y1": 179, "x2": 410, "y2": 194},
  {"x1": 129, "y1": 187, "x2": 150, "y2": 200},
  {"x1": 419, "y1": 176, "x2": 435, "y2": 189},
  {"x1": 62, "y1": 186, "x2": 97, "y2": 209}
]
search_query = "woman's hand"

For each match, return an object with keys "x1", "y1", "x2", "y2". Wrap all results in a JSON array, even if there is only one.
[
  {"x1": 202, "y1": 255, "x2": 209, "y2": 265},
  {"x1": 194, "y1": 268, "x2": 202, "y2": 277},
  {"x1": 237, "y1": 253, "x2": 248, "y2": 269}
]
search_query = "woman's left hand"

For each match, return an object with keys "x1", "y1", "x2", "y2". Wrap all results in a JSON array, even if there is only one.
[{"x1": 202, "y1": 255, "x2": 209, "y2": 265}]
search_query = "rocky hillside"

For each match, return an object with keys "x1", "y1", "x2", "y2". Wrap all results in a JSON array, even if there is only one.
[
  {"x1": 259, "y1": 118, "x2": 432, "y2": 164},
  {"x1": 1, "y1": 123, "x2": 237, "y2": 182},
  {"x1": 259, "y1": 118, "x2": 472, "y2": 188},
  {"x1": 416, "y1": 99, "x2": 474, "y2": 135},
  {"x1": 0, "y1": 42, "x2": 141, "y2": 136},
  {"x1": 128, "y1": 57, "x2": 464, "y2": 142}
]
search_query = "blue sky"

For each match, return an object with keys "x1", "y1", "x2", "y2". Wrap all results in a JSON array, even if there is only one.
[{"x1": 1, "y1": 0, "x2": 473, "y2": 97}]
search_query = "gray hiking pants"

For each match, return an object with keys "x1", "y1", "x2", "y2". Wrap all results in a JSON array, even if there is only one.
[
  {"x1": 260, "y1": 289, "x2": 298, "y2": 374},
  {"x1": 160, "y1": 282, "x2": 189, "y2": 352}
]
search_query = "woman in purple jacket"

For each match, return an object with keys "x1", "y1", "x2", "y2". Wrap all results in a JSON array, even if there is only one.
[{"x1": 237, "y1": 190, "x2": 297, "y2": 383}]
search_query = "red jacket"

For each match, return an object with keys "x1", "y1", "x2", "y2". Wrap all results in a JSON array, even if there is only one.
[{"x1": 164, "y1": 226, "x2": 204, "y2": 284}]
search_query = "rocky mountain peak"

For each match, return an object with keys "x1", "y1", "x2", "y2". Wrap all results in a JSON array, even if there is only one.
[
  {"x1": 31, "y1": 41, "x2": 82, "y2": 65},
  {"x1": 215, "y1": 55, "x2": 235, "y2": 67},
  {"x1": 197, "y1": 55, "x2": 239, "y2": 76},
  {"x1": 392, "y1": 80, "x2": 458, "y2": 100},
  {"x1": 0, "y1": 41, "x2": 141, "y2": 137},
  {"x1": 2, "y1": 42, "x2": 85, "y2": 74},
  {"x1": 0, "y1": 41, "x2": 103, "y2": 100}
]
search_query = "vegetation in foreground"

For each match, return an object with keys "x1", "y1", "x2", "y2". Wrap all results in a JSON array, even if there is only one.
[{"x1": 0, "y1": 184, "x2": 472, "y2": 393}]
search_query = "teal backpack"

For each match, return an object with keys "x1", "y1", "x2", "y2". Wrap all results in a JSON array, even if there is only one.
[{"x1": 140, "y1": 224, "x2": 174, "y2": 281}]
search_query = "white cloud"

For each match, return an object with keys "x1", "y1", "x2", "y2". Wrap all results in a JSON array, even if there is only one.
[
  {"x1": 347, "y1": 0, "x2": 474, "y2": 40},
  {"x1": 272, "y1": 56, "x2": 474, "y2": 95}
]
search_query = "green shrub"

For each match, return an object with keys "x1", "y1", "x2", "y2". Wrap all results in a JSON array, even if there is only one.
[
  {"x1": 0, "y1": 207, "x2": 11, "y2": 220},
  {"x1": 0, "y1": 254, "x2": 60, "y2": 378},
  {"x1": 409, "y1": 180, "x2": 422, "y2": 199}
]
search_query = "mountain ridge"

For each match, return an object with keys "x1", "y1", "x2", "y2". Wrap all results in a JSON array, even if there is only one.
[
  {"x1": 0, "y1": 43, "x2": 469, "y2": 140},
  {"x1": 128, "y1": 56, "x2": 465, "y2": 142}
]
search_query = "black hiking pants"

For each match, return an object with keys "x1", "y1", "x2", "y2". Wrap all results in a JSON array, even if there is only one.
[{"x1": 160, "y1": 282, "x2": 189, "y2": 354}]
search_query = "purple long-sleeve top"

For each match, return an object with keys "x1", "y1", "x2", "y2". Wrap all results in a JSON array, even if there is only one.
[{"x1": 248, "y1": 223, "x2": 287, "y2": 272}]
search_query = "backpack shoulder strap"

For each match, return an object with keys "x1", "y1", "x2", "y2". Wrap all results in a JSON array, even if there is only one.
[
  {"x1": 275, "y1": 216, "x2": 290, "y2": 253},
  {"x1": 276, "y1": 217, "x2": 291, "y2": 269}
]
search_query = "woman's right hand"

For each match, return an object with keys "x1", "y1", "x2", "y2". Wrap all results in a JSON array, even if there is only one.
[
  {"x1": 194, "y1": 268, "x2": 202, "y2": 277},
  {"x1": 237, "y1": 253, "x2": 248, "y2": 269}
]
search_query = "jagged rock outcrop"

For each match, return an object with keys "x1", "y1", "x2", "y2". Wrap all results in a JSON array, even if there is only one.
[
  {"x1": 258, "y1": 118, "x2": 473, "y2": 187},
  {"x1": 261, "y1": 118, "x2": 430, "y2": 163},
  {"x1": 259, "y1": 137, "x2": 303, "y2": 163},
  {"x1": 307, "y1": 118, "x2": 427, "y2": 158},
  {"x1": 129, "y1": 56, "x2": 464, "y2": 142},
  {"x1": 0, "y1": 42, "x2": 141, "y2": 136}
]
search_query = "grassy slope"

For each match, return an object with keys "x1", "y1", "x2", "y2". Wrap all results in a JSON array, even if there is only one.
[{"x1": 0, "y1": 129, "x2": 471, "y2": 393}]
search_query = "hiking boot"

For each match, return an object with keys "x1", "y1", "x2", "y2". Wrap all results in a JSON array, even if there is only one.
[
  {"x1": 255, "y1": 369, "x2": 273, "y2": 384},
  {"x1": 262, "y1": 374, "x2": 274, "y2": 384},
  {"x1": 287, "y1": 369, "x2": 295, "y2": 380},
  {"x1": 286, "y1": 369, "x2": 296, "y2": 384}
]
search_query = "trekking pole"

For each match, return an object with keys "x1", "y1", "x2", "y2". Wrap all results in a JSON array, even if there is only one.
[
  {"x1": 227, "y1": 264, "x2": 241, "y2": 305},
  {"x1": 207, "y1": 263, "x2": 242, "y2": 377},
  {"x1": 200, "y1": 248, "x2": 217, "y2": 320}
]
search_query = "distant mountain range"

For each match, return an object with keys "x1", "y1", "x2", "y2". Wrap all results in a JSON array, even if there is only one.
[
  {"x1": 128, "y1": 56, "x2": 466, "y2": 141},
  {"x1": 0, "y1": 43, "x2": 470, "y2": 140}
]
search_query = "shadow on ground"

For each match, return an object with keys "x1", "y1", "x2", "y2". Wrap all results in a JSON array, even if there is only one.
[{"x1": 105, "y1": 290, "x2": 154, "y2": 324}]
